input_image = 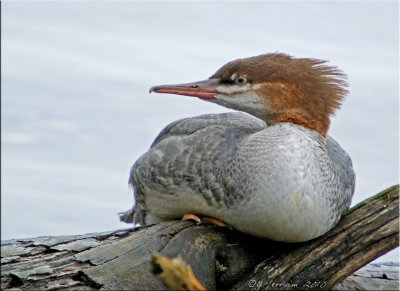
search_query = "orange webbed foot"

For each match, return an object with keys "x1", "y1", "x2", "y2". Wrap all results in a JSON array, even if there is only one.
[
  {"x1": 182, "y1": 213, "x2": 202, "y2": 224},
  {"x1": 182, "y1": 214, "x2": 232, "y2": 229}
]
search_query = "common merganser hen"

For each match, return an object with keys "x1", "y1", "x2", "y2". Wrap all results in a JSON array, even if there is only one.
[{"x1": 120, "y1": 53, "x2": 355, "y2": 243}]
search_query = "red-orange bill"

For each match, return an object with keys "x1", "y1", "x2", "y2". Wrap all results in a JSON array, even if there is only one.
[{"x1": 149, "y1": 78, "x2": 219, "y2": 99}]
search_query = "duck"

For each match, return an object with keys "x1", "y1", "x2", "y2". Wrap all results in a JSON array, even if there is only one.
[{"x1": 120, "y1": 53, "x2": 355, "y2": 243}]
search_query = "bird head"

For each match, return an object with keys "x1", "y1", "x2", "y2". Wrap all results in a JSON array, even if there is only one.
[{"x1": 150, "y1": 53, "x2": 348, "y2": 136}]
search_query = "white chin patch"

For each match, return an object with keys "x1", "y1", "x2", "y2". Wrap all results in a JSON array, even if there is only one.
[{"x1": 214, "y1": 88, "x2": 266, "y2": 120}]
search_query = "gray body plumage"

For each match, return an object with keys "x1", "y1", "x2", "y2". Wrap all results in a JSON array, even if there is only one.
[{"x1": 121, "y1": 112, "x2": 355, "y2": 242}]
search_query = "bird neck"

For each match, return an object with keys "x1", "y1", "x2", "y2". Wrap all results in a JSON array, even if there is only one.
[{"x1": 267, "y1": 110, "x2": 329, "y2": 137}]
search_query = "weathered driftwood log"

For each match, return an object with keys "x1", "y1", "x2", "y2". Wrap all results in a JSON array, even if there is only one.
[{"x1": 1, "y1": 185, "x2": 399, "y2": 290}]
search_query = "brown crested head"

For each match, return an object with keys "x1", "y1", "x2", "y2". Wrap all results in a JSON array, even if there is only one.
[
  {"x1": 149, "y1": 53, "x2": 348, "y2": 137},
  {"x1": 210, "y1": 53, "x2": 348, "y2": 136}
]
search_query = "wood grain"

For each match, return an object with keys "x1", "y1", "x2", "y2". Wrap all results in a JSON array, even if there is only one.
[{"x1": 1, "y1": 185, "x2": 398, "y2": 290}]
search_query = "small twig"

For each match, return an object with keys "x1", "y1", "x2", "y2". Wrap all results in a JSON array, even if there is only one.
[{"x1": 151, "y1": 254, "x2": 206, "y2": 290}]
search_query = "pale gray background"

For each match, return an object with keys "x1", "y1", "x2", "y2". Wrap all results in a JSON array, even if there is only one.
[{"x1": 2, "y1": 1, "x2": 399, "y2": 263}]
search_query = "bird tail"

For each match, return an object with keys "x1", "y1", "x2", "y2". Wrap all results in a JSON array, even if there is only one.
[
  {"x1": 119, "y1": 208, "x2": 134, "y2": 223},
  {"x1": 119, "y1": 204, "x2": 145, "y2": 225}
]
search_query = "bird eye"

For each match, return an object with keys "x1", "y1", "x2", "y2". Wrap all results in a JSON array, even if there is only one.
[{"x1": 234, "y1": 76, "x2": 247, "y2": 85}]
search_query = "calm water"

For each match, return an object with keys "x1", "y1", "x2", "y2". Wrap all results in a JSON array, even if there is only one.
[{"x1": 2, "y1": 2, "x2": 398, "y2": 262}]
